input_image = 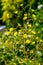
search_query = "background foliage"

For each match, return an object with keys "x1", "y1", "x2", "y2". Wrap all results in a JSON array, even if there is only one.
[
  {"x1": 0, "y1": 0, "x2": 43, "y2": 65},
  {"x1": 0, "y1": 0, "x2": 43, "y2": 27}
]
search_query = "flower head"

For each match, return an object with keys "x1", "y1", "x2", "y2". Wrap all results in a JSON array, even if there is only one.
[
  {"x1": 5, "y1": 31, "x2": 11, "y2": 35},
  {"x1": 31, "y1": 31, "x2": 36, "y2": 34},
  {"x1": 28, "y1": 24, "x2": 32, "y2": 27},
  {"x1": 14, "y1": 32, "x2": 17, "y2": 36},
  {"x1": 20, "y1": 4, "x2": 23, "y2": 6},
  {"x1": 16, "y1": 41, "x2": 19, "y2": 44},
  {"x1": 32, "y1": 14, "x2": 36, "y2": 18},
  {"x1": 15, "y1": 11, "x2": 18, "y2": 14},
  {"x1": 26, "y1": 40, "x2": 30, "y2": 44},
  {"x1": 32, "y1": 9, "x2": 35, "y2": 12},
  {"x1": 23, "y1": 17, "x2": 27, "y2": 20},
  {"x1": 30, "y1": 50, "x2": 34, "y2": 53},
  {"x1": 24, "y1": 13, "x2": 27, "y2": 17},
  {"x1": 38, "y1": 63, "x2": 41, "y2": 65},
  {"x1": 10, "y1": 28, "x2": 14, "y2": 32},
  {"x1": 23, "y1": 34, "x2": 27, "y2": 38}
]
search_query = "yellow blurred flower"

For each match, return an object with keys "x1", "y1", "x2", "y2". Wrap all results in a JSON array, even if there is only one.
[
  {"x1": 28, "y1": 29, "x2": 31, "y2": 32},
  {"x1": 16, "y1": 0, "x2": 23, "y2": 3},
  {"x1": 10, "y1": 28, "x2": 14, "y2": 32},
  {"x1": 38, "y1": 63, "x2": 40, "y2": 65},
  {"x1": 40, "y1": 39, "x2": 43, "y2": 42},
  {"x1": 15, "y1": 11, "x2": 18, "y2": 14},
  {"x1": 32, "y1": 9, "x2": 35, "y2": 12},
  {"x1": 32, "y1": 31, "x2": 36, "y2": 34},
  {"x1": 30, "y1": 60, "x2": 32, "y2": 63},
  {"x1": 24, "y1": 13, "x2": 27, "y2": 17},
  {"x1": 5, "y1": 31, "x2": 11, "y2": 35},
  {"x1": 23, "y1": 34, "x2": 27, "y2": 38},
  {"x1": 13, "y1": 63, "x2": 16, "y2": 65},
  {"x1": 23, "y1": 17, "x2": 27, "y2": 20},
  {"x1": 19, "y1": 61, "x2": 23, "y2": 64},
  {"x1": 5, "y1": 39, "x2": 9, "y2": 43},
  {"x1": 16, "y1": 41, "x2": 19, "y2": 44},
  {"x1": 10, "y1": 41, "x2": 13, "y2": 44},
  {"x1": 19, "y1": 30, "x2": 22, "y2": 32},
  {"x1": 14, "y1": 32, "x2": 17, "y2": 36},
  {"x1": 28, "y1": 24, "x2": 32, "y2": 27},
  {"x1": 18, "y1": 23, "x2": 21, "y2": 27},
  {"x1": 19, "y1": 30, "x2": 23, "y2": 34},
  {"x1": 30, "y1": 50, "x2": 34, "y2": 53},
  {"x1": 26, "y1": 40, "x2": 30, "y2": 44},
  {"x1": 32, "y1": 14, "x2": 36, "y2": 18},
  {"x1": 35, "y1": 37, "x2": 39, "y2": 40},
  {"x1": 20, "y1": 4, "x2": 23, "y2": 6},
  {"x1": 4, "y1": 39, "x2": 9, "y2": 46},
  {"x1": 32, "y1": 41, "x2": 35, "y2": 45},
  {"x1": 24, "y1": 58, "x2": 27, "y2": 61}
]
